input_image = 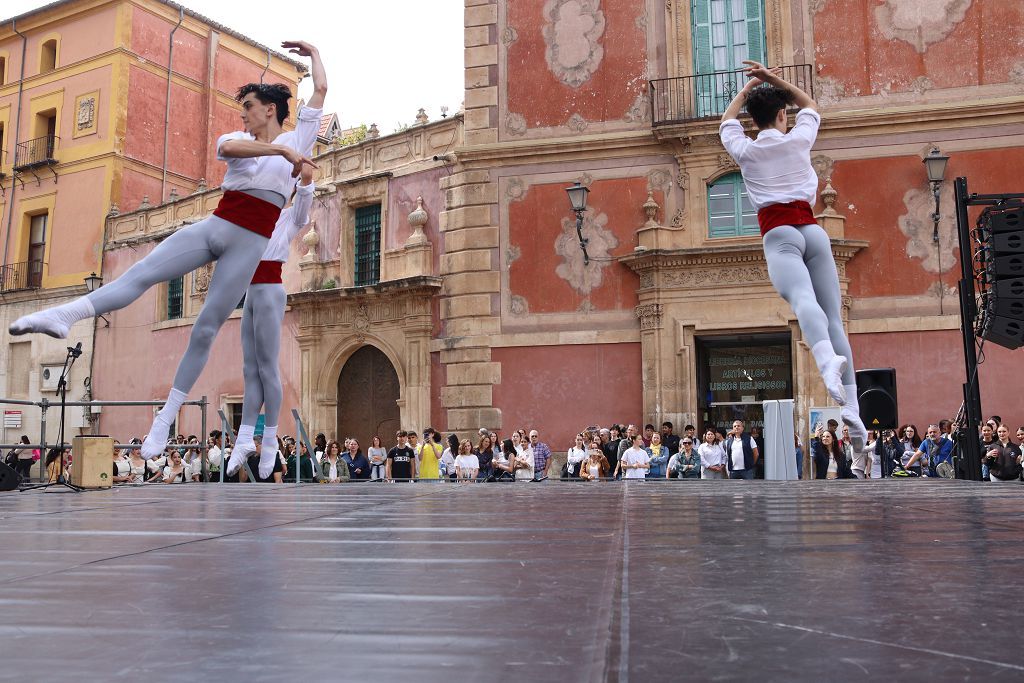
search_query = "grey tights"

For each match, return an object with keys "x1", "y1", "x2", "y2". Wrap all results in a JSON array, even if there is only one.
[
  {"x1": 763, "y1": 224, "x2": 855, "y2": 386},
  {"x1": 240, "y1": 283, "x2": 286, "y2": 428},
  {"x1": 88, "y1": 214, "x2": 268, "y2": 393}
]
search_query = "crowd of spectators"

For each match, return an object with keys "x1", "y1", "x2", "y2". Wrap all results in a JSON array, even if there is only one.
[{"x1": 7, "y1": 415, "x2": 1022, "y2": 485}]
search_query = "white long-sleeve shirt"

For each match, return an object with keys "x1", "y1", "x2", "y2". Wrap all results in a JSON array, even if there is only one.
[
  {"x1": 216, "y1": 105, "x2": 322, "y2": 201},
  {"x1": 718, "y1": 108, "x2": 820, "y2": 210},
  {"x1": 260, "y1": 181, "x2": 314, "y2": 262}
]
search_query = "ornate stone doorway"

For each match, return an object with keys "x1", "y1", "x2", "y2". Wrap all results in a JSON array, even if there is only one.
[{"x1": 336, "y1": 346, "x2": 401, "y2": 452}]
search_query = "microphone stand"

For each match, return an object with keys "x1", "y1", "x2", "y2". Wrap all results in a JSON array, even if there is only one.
[{"x1": 21, "y1": 343, "x2": 85, "y2": 492}]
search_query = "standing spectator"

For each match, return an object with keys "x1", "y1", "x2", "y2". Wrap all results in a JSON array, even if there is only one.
[
  {"x1": 811, "y1": 429, "x2": 836, "y2": 479},
  {"x1": 207, "y1": 433, "x2": 223, "y2": 479},
  {"x1": 367, "y1": 435, "x2": 388, "y2": 481},
  {"x1": 407, "y1": 431, "x2": 420, "y2": 462},
  {"x1": 645, "y1": 432, "x2": 670, "y2": 479},
  {"x1": 345, "y1": 438, "x2": 370, "y2": 480},
  {"x1": 122, "y1": 439, "x2": 148, "y2": 484},
  {"x1": 750, "y1": 426, "x2": 766, "y2": 479},
  {"x1": 564, "y1": 433, "x2": 587, "y2": 479},
  {"x1": 314, "y1": 433, "x2": 327, "y2": 461},
  {"x1": 494, "y1": 439, "x2": 516, "y2": 481},
  {"x1": 840, "y1": 426, "x2": 854, "y2": 471},
  {"x1": 474, "y1": 435, "x2": 495, "y2": 481},
  {"x1": 386, "y1": 431, "x2": 416, "y2": 482},
  {"x1": 660, "y1": 422, "x2": 680, "y2": 456},
  {"x1": 616, "y1": 424, "x2": 638, "y2": 471},
  {"x1": 440, "y1": 434, "x2": 459, "y2": 481},
  {"x1": 795, "y1": 434, "x2": 805, "y2": 480},
  {"x1": 529, "y1": 430, "x2": 551, "y2": 480},
  {"x1": 983, "y1": 425, "x2": 1021, "y2": 482},
  {"x1": 906, "y1": 425, "x2": 953, "y2": 477},
  {"x1": 620, "y1": 433, "x2": 650, "y2": 480},
  {"x1": 580, "y1": 439, "x2": 610, "y2": 481},
  {"x1": 979, "y1": 423, "x2": 997, "y2": 481},
  {"x1": 418, "y1": 429, "x2": 443, "y2": 481},
  {"x1": 455, "y1": 440, "x2": 478, "y2": 481},
  {"x1": 112, "y1": 446, "x2": 133, "y2": 484},
  {"x1": 725, "y1": 420, "x2": 759, "y2": 480},
  {"x1": 642, "y1": 424, "x2": 656, "y2": 447},
  {"x1": 287, "y1": 440, "x2": 316, "y2": 481},
  {"x1": 866, "y1": 431, "x2": 881, "y2": 479},
  {"x1": 698, "y1": 428, "x2": 727, "y2": 479},
  {"x1": 512, "y1": 431, "x2": 534, "y2": 481},
  {"x1": 321, "y1": 441, "x2": 345, "y2": 483},
  {"x1": 599, "y1": 428, "x2": 619, "y2": 478},
  {"x1": 683, "y1": 425, "x2": 697, "y2": 443},
  {"x1": 668, "y1": 437, "x2": 700, "y2": 479}
]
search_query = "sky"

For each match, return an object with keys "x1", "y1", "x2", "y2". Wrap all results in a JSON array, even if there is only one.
[{"x1": 3, "y1": 0, "x2": 465, "y2": 134}]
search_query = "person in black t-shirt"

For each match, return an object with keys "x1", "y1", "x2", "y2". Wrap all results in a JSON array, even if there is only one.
[{"x1": 386, "y1": 430, "x2": 417, "y2": 482}]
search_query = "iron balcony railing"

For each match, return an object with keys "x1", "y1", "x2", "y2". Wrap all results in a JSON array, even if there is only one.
[
  {"x1": 0, "y1": 260, "x2": 44, "y2": 292},
  {"x1": 650, "y1": 64, "x2": 814, "y2": 126},
  {"x1": 14, "y1": 134, "x2": 59, "y2": 171}
]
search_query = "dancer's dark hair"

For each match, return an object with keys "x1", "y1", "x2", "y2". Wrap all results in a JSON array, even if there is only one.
[
  {"x1": 745, "y1": 84, "x2": 796, "y2": 129},
  {"x1": 235, "y1": 83, "x2": 292, "y2": 125}
]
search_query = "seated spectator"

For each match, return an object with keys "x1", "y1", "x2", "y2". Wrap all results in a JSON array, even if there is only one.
[
  {"x1": 645, "y1": 432, "x2": 670, "y2": 479},
  {"x1": 698, "y1": 429, "x2": 727, "y2": 479},
  {"x1": 160, "y1": 450, "x2": 195, "y2": 483},
  {"x1": 45, "y1": 447, "x2": 69, "y2": 483},
  {"x1": 984, "y1": 425, "x2": 1022, "y2": 482},
  {"x1": 906, "y1": 424, "x2": 953, "y2": 477},
  {"x1": 564, "y1": 432, "x2": 587, "y2": 479},
  {"x1": 620, "y1": 433, "x2": 650, "y2": 480},
  {"x1": 112, "y1": 446, "x2": 133, "y2": 484},
  {"x1": 345, "y1": 438, "x2": 370, "y2": 480},
  {"x1": 455, "y1": 439, "x2": 478, "y2": 482},
  {"x1": 367, "y1": 435, "x2": 388, "y2": 481},
  {"x1": 668, "y1": 437, "x2": 700, "y2": 479},
  {"x1": 580, "y1": 439, "x2": 610, "y2": 481},
  {"x1": 512, "y1": 431, "x2": 534, "y2": 482}
]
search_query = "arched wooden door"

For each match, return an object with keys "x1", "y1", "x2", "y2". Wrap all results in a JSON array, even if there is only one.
[{"x1": 336, "y1": 346, "x2": 400, "y2": 451}]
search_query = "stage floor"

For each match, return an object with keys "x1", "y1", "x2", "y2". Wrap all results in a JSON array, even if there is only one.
[{"x1": 1, "y1": 480, "x2": 1022, "y2": 681}]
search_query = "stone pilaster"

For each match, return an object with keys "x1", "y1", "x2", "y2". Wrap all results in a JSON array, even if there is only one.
[
  {"x1": 463, "y1": 0, "x2": 498, "y2": 147},
  {"x1": 438, "y1": 168, "x2": 502, "y2": 432}
]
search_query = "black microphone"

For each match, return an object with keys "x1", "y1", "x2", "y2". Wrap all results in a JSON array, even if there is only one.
[{"x1": 68, "y1": 342, "x2": 83, "y2": 358}]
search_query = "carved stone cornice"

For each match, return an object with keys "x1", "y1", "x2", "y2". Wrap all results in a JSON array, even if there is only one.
[
  {"x1": 620, "y1": 239, "x2": 868, "y2": 288},
  {"x1": 289, "y1": 276, "x2": 441, "y2": 334}
]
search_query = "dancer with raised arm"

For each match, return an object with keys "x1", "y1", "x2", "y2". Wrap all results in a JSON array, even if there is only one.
[
  {"x1": 10, "y1": 42, "x2": 323, "y2": 460},
  {"x1": 719, "y1": 61, "x2": 867, "y2": 450},
  {"x1": 226, "y1": 41, "x2": 326, "y2": 478}
]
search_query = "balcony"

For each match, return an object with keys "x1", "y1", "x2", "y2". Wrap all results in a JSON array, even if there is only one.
[
  {"x1": 0, "y1": 261, "x2": 44, "y2": 293},
  {"x1": 650, "y1": 64, "x2": 814, "y2": 128},
  {"x1": 14, "y1": 134, "x2": 59, "y2": 171}
]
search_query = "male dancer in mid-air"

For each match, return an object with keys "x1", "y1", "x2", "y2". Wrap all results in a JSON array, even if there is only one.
[
  {"x1": 10, "y1": 41, "x2": 325, "y2": 460},
  {"x1": 720, "y1": 61, "x2": 868, "y2": 450},
  {"x1": 225, "y1": 40, "x2": 326, "y2": 479}
]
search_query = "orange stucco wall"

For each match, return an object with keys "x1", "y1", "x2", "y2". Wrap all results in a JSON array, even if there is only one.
[
  {"x1": 815, "y1": 0, "x2": 1024, "y2": 96},
  {"x1": 508, "y1": 178, "x2": 649, "y2": 314},
  {"x1": 506, "y1": 0, "x2": 647, "y2": 128}
]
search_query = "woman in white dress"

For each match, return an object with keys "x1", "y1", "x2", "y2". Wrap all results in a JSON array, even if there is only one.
[
  {"x1": 620, "y1": 434, "x2": 650, "y2": 480},
  {"x1": 698, "y1": 429, "x2": 727, "y2": 479}
]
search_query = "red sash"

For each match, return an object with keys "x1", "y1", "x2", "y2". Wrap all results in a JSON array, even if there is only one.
[
  {"x1": 757, "y1": 200, "x2": 817, "y2": 236},
  {"x1": 251, "y1": 260, "x2": 283, "y2": 285},
  {"x1": 212, "y1": 190, "x2": 281, "y2": 238}
]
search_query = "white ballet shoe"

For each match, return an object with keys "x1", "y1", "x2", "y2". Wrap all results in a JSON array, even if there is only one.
[
  {"x1": 841, "y1": 407, "x2": 868, "y2": 453},
  {"x1": 141, "y1": 421, "x2": 172, "y2": 459},
  {"x1": 821, "y1": 356, "x2": 848, "y2": 405},
  {"x1": 258, "y1": 445, "x2": 277, "y2": 479},
  {"x1": 224, "y1": 447, "x2": 249, "y2": 477},
  {"x1": 9, "y1": 311, "x2": 70, "y2": 339}
]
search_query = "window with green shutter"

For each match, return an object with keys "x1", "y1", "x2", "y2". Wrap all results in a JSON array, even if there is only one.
[
  {"x1": 166, "y1": 275, "x2": 184, "y2": 320},
  {"x1": 354, "y1": 204, "x2": 382, "y2": 287},
  {"x1": 707, "y1": 173, "x2": 759, "y2": 238},
  {"x1": 692, "y1": 0, "x2": 766, "y2": 117}
]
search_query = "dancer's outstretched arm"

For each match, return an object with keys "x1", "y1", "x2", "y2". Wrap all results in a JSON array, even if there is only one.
[
  {"x1": 282, "y1": 40, "x2": 328, "y2": 110},
  {"x1": 218, "y1": 138, "x2": 315, "y2": 177}
]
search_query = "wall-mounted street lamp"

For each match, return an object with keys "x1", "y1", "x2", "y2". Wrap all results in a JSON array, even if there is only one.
[
  {"x1": 923, "y1": 146, "x2": 949, "y2": 243},
  {"x1": 565, "y1": 182, "x2": 591, "y2": 265},
  {"x1": 84, "y1": 272, "x2": 109, "y2": 326}
]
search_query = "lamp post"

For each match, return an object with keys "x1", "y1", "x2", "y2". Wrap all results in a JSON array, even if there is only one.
[
  {"x1": 923, "y1": 146, "x2": 949, "y2": 243},
  {"x1": 565, "y1": 182, "x2": 591, "y2": 265},
  {"x1": 84, "y1": 272, "x2": 109, "y2": 326}
]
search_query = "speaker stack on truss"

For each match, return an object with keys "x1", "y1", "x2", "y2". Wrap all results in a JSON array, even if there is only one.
[{"x1": 976, "y1": 202, "x2": 1024, "y2": 349}]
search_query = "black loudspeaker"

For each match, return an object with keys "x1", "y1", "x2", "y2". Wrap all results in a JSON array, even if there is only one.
[
  {"x1": 988, "y1": 207, "x2": 1023, "y2": 234},
  {"x1": 986, "y1": 253, "x2": 1024, "y2": 279},
  {"x1": 980, "y1": 315, "x2": 1024, "y2": 350},
  {"x1": 992, "y1": 231, "x2": 1024, "y2": 254},
  {"x1": 0, "y1": 462, "x2": 20, "y2": 492},
  {"x1": 856, "y1": 368, "x2": 898, "y2": 430}
]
